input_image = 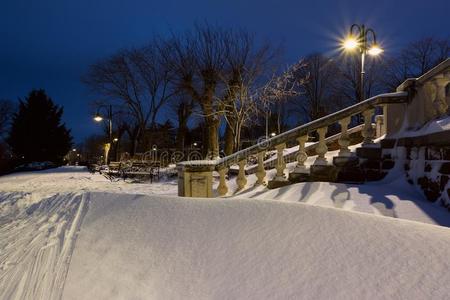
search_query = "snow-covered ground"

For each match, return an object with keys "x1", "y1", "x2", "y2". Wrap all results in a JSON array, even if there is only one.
[{"x1": 1, "y1": 167, "x2": 449, "y2": 299}]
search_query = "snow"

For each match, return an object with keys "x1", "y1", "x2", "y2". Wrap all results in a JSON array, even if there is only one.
[
  {"x1": 1, "y1": 167, "x2": 450, "y2": 299},
  {"x1": 399, "y1": 114, "x2": 450, "y2": 138},
  {"x1": 61, "y1": 193, "x2": 450, "y2": 299},
  {"x1": 234, "y1": 168, "x2": 450, "y2": 227}
]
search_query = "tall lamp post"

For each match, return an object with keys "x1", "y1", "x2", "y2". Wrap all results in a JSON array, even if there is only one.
[
  {"x1": 93, "y1": 104, "x2": 113, "y2": 164},
  {"x1": 342, "y1": 24, "x2": 383, "y2": 103}
]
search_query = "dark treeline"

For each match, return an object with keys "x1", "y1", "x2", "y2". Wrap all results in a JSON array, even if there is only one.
[
  {"x1": 0, "y1": 90, "x2": 73, "y2": 173},
  {"x1": 78, "y1": 25, "x2": 449, "y2": 161}
]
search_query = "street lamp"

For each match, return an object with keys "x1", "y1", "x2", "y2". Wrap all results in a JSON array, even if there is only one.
[
  {"x1": 342, "y1": 24, "x2": 383, "y2": 103},
  {"x1": 93, "y1": 104, "x2": 113, "y2": 163}
]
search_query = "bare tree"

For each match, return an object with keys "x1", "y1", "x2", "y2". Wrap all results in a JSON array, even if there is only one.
[
  {"x1": 290, "y1": 54, "x2": 344, "y2": 122},
  {"x1": 337, "y1": 53, "x2": 384, "y2": 105},
  {"x1": 170, "y1": 96, "x2": 194, "y2": 151},
  {"x1": 259, "y1": 60, "x2": 306, "y2": 134},
  {"x1": 219, "y1": 30, "x2": 277, "y2": 154},
  {"x1": 162, "y1": 24, "x2": 229, "y2": 159},
  {"x1": 83, "y1": 41, "x2": 175, "y2": 154},
  {"x1": 382, "y1": 37, "x2": 449, "y2": 91}
]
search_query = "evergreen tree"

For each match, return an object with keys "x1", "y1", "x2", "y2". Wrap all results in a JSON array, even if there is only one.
[{"x1": 7, "y1": 90, "x2": 72, "y2": 164}]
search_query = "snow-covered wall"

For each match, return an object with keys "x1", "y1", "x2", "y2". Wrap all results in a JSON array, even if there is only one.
[
  {"x1": 387, "y1": 58, "x2": 450, "y2": 136},
  {"x1": 403, "y1": 145, "x2": 450, "y2": 209}
]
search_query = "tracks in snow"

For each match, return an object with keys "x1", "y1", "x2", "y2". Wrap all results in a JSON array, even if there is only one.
[{"x1": 0, "y1": 192, "x2": 89, "y2": 300}]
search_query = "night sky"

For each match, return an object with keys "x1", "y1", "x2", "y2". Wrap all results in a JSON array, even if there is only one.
[{"x1": 1, "y1": 0, "x2": 449, "y2": 142}]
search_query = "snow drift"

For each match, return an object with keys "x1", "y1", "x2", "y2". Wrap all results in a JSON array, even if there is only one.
[
  {"x1": 60, "y1": 193, "x2": 450, "y2": 299},
  {"x1": 1, "y1": 169, "x2": 450, "y2": 299}
]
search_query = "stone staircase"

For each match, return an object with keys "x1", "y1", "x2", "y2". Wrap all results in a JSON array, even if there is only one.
[{"x1": 178, "y1": 58, "x2": 450, "y2": 199}]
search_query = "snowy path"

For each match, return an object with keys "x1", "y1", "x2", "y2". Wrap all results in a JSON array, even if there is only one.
[
  {"x1": 0, "y1": 192, "x2": 87, "y2": 300},
  {"x1": 0, "y1": 167, "x2": 449, "y2": 299}
]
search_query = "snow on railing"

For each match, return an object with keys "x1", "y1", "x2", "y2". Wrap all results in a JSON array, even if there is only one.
[
  {"x1": 216, "y1": 91, "x2": 407, "y2": 167},
  {"x1": 177, "y1": 91, "x2": 408, "y2": 197}
]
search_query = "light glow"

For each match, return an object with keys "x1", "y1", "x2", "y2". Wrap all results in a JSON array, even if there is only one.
[
  {"x1": 343, "y1": 37, "x2": 358, "y2": 50},
  {"x1": 368, "y1": 45, "x2": 383, "y2": 56},
  {"x1": 93, "y1": 115, "x2": 103, "y2": 122}
]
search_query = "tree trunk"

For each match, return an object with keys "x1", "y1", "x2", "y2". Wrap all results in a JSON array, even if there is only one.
[
  {"x1": 176, "y1": 126, "x2": 187, "y2": 151},
  {"x1": 224, "y1": 122, "x2": 235, "y2": 156},
  {"x1": 205, "y1": 116, "x2": 220, "y2": 159}
]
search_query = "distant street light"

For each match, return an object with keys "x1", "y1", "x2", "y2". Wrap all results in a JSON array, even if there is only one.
[
  {"x1": 270, "y1": 132, "x2": 276, "y2": 137},
  {"x1": 113, "y1": 138, "x2": 119, "y2": 142},
  {"x1": 93, "y1": 114, "x2": 103, "y2": 122},
  {"x1": 342, "y1": 24, "x2": 383, "y2": 102},
  {"x1": 93, "y1": 104, "x2": 113, "y2": 163}
]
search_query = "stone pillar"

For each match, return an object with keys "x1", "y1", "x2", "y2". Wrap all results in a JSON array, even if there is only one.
[
  {"x1": 268, "y1": 143, "x2": 290, "y2": 189},
  {"x1": 375, "y1": 115, "x2": 384, "y2": 138},
  {"x1": 236, "y1": 159, "x2": 247, "y2": 191},
  {"x1": 432, "y1": 74, "x2": 450, "y2": 115},
  {"x1": 314, "y1": 127, "x2": 328, "y2": 165},
  {"x1": 289, "y1": 135, "x2": 310, "y2": 183},
  {"x1": 217, "y1": 166, "x2": 228, "y2": 196},
  {"x1": 255, "y1": 151, "x2": 266, "y2": 185},
  {"x1": 294, "y1": 135, "x2": 308, "y2": 172},
  {"x1": 274, "y1": 143, "x2": 287, "y2": 180},
  {"x1": 338, "y1": 117, "x2": 351, "y2": 157},
  {"x1": 178, "y1": 163, "x2": 215, "y2": 198},
  {"x1": 362, "y1": 108, "x2": 375, "y2": 145}
]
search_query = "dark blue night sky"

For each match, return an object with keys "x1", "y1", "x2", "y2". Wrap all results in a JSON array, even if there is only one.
[{"x1": 1, "y1": 0, "x2": 449, "y2": 142}]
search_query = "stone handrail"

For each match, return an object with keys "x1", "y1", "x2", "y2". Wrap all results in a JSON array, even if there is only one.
[
  {"x1": 237, "y1": 123, "x2": 366, "y2": 175},
  {"x1": 216, "y1": 91, "x2": 407, "y2": 168},
  {"x1": 178, "y1": 91, "x2": 408, "y2": 197}
]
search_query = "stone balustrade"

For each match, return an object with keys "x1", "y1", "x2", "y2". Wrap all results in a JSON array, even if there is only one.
[{"x1": 178, "y1": 58, "x2": 449, "y2": 198}]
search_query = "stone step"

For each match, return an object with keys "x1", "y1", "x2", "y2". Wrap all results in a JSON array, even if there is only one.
[
  {"x1": 310, "y1": 165, "x2": 337, "y2": 182},
  {"x1": 360, "y1": 159, "x2": 381, "y2": 170},
  {"x1": 380, "y1": 139, "x2": 396, "y2": 149},
  {"x1": 336, "y1": 168, "x2": 365, "y2": 183},
  {"x1": 356, "y1": 147, "x2": 382, "y2": 160},
  {"x1": 288, "y1": 172, "x2": 310, "y2": 183},
  {"x1": 364, "y1": 169, "x2": 387, "y2": 181},
  {"x1": 381, "y1": 160, "x2": 395, "y2": 170}
]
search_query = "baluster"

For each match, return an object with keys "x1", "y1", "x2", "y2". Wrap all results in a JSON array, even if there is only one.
[
  {"x1": 375, "y1": 115, "x2": 384, "y2": 138},
  {"x1": 274, "y1": 143, "x2": 287, "y2": 180},
  {"x1": 433, "y1": 75, "x2": 450, "y2": 115},
  {"x1": 338, "y1": 117, "x2": 351, "y2": 156},
  {"x1": 236, "y1": 159, "x2": 247, "y2": 191},
  {"x1": 294, "y1": 135, "x2": 308, "y2": 172},
  {"x1": 314, "y1": 127, "x2": 328, "y2": 165},
  {"x1": 255, "y1": 151, "x2": 266, "y2": 185},
  {"x1": 362, "y1": 108, "x2": 375, "y2": 145},
  {"x1": 217, "y1": 167, "x2": 228, "y2": 196}
]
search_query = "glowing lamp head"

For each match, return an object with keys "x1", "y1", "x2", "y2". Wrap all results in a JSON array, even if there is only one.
[
  {"x1": 113, "y1": 138, "x2": 118, "y2": 142},
  {"x1": 343, "y1": 37, "x2": 358, "y2": 50},
  {"x1": 368, "y1": 44, "x2": 383, "y2": 56},
  {"x1": 270, "y1": 132, "x2": 276, "y2": 137},
  {"x1": 93, "y1": 114, "x2": 103, "y2": 122}
]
